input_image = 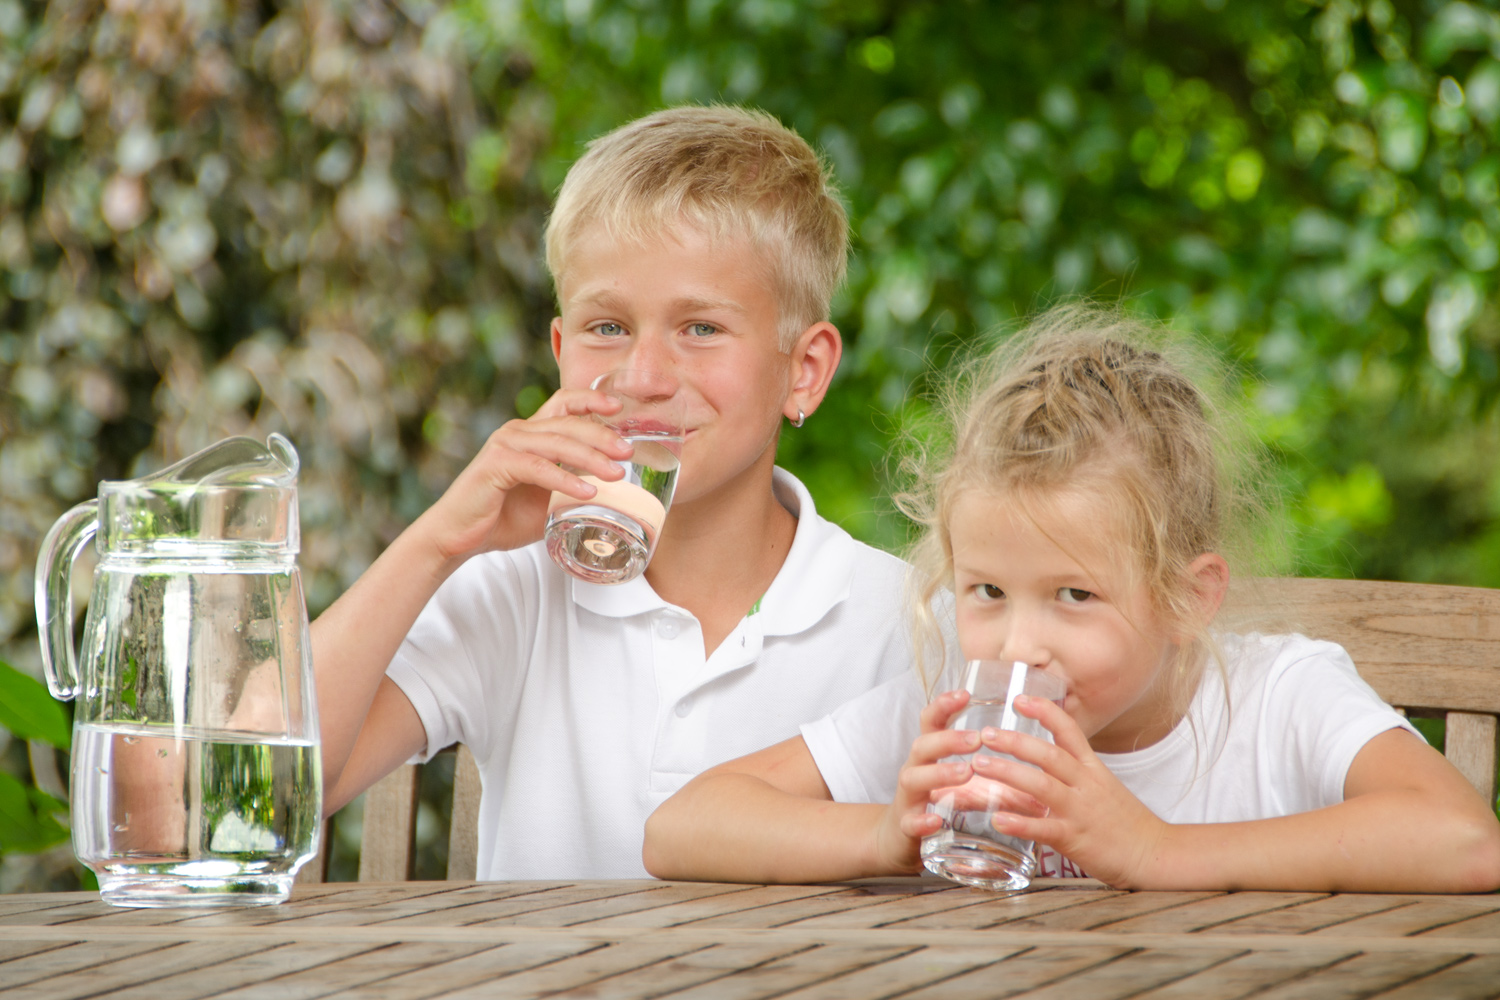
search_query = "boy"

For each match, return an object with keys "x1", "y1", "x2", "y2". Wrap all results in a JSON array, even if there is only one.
[{"x1": 310, "y1": 105, "x2": 918, "y2": 878}]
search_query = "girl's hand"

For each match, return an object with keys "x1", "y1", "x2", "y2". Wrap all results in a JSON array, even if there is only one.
[
  {"x1": 872, "y1": 690, "x2": 983, "y2": 875},
  {"x1": 972, "y1": 695, "x2": 1169, "y2": 888},
  {"x1": 417, "y1": 387, "x2": 633, "y2": 564}
]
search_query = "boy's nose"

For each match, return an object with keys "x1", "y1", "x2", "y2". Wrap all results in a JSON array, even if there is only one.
[{"x1": 622, "y1": 333, "x2": 677, "y2": 379}]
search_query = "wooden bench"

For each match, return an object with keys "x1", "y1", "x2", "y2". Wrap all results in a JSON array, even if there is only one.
[{"x1": 300, "y1": 577, "x2": 1500, "y2": 883}]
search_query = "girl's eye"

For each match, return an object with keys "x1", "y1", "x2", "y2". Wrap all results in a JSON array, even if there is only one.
[
  {"x1": 974, "y1": 583, "x2": 1004, "y2": 602},
  {"x1": 1058, "y1": 587, "x2": 1094, "y2": 604},
  {"x1": 592, "y1": 322, "x2": 625, "y2": 337},
  {"x1": 687, "y1": 322, "x2": 718, "y2": 337}
]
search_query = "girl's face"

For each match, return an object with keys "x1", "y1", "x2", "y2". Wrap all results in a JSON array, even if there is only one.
[{"x1": 948, "y1": 487, "x2": 1183, "y2": 754}]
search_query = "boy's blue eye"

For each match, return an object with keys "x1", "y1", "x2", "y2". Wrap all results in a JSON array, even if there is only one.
[
  {"x1": 1058, "y1": 587, "x2": 1094, "y2": 604},
  {"x1": 687, "y1": 322, "x2": 718, "y2": 337},
  {"x1": 593, "y1": 322, "x2": 625, "y2": 337}
]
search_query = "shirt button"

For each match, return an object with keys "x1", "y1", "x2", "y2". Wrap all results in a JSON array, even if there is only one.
[
  {"x1": 675, "y1": 698, "x2": 693, "y2": 718},
  {"x1": 657, "y1": 618, "x2": 681, "y2": 639}
]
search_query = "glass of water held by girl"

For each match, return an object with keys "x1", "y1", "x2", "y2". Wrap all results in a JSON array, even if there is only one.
[
  {"x1": 545, "y1": 369, "x2": 684, "y2": 584},
  {"x1": 921, "y1": 660, "x2": 1066, "y2": 890}
]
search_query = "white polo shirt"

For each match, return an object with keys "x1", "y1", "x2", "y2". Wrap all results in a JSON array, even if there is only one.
[{"x1": 386, "y1": 468, "x2": 915, "y2": 879}]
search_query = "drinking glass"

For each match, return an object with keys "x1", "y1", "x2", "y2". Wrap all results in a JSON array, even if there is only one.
[
  {"x1": 920, "y1": 660, "x2": 1067, "y2": 892},
  {"x1": 544, "y1": 370, "x2": 684, "y2": 584}
]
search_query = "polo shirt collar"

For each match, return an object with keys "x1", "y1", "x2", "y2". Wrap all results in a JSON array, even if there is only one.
[{"x1": 569, "y1": 467, "x2": 860, "y2": 635}]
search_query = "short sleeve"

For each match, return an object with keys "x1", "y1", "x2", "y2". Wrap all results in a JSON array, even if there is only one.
[
  {"x1": 1261, "y1": 637, "x2": 1422, "y2": 812},
  {"x1": 385, "y1": 552, "x2": 539, "y2": 764},
  {"x1": 801, "y1": 671, "x2": 928, "y2": 804}
]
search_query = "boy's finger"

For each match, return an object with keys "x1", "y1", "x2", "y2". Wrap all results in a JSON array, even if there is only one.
[
  {"x1": 495, "y1": 430, "x2": 631, "y2": 483},
  {"x1": 532, "y1": 387, "x2": 627, "y2": 420}
]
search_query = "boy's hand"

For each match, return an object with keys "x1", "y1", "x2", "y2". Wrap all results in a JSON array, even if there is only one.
[
  {"x1": 418, "y1": 387, "x2": 634, "y2": 564},
  {"x1": 969, "y1": 695, "x2": 1168, "y2": 888},
  {"x1": 873, "y1": 690, "x2": 982, "y2": 875}
]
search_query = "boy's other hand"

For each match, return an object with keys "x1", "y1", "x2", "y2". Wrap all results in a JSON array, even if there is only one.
[{"x1": 419, "y1": 387, "x2": 634, "y2": 565}]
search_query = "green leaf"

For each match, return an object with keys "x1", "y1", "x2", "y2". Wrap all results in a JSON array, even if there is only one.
[
  {"x1": 0, "y1": 772, "x2": 69, "y2": 856},
  {"x1": 0, "y1": 659, "x2": 71, "y2": 749}
]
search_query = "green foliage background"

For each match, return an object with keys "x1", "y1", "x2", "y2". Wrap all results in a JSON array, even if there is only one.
[{"x1": 4, "y1": 0, "x2": 1500, "y2": 887}]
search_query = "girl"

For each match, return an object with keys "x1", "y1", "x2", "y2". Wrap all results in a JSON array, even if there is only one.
[{"x1": 643, "y1": 306, "x2": 1500, "y2": 892}]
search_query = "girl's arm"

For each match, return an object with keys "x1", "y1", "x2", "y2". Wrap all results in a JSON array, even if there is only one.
[
  {"x1": 983, "y1": 696, "x2": 1500, "y2": 893},
  {"x1": 643, "y1": 692, "x2": 982, "y2": 883}
]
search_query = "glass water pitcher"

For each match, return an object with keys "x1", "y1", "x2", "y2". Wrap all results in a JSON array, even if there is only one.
[{"x1": 35, "y1": 433, "x2": 322, "y2": 907}]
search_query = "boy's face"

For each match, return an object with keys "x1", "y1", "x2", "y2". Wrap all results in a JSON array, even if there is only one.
[{"x1": 550, "y1": 223, "x2": 800, "y2": 508}]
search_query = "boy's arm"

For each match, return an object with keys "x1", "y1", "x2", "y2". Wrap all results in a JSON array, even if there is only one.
[
  {"x1": 985, "y1": 698, "x2": 1500, "y2": 893},
  {"x1": 313, "y1": 390, "x2": 634, "y2": 806}
]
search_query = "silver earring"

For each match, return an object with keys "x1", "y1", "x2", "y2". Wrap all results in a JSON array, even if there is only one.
[{"x1": 792, "y1": 409, "x2": 805, "y2": 428}]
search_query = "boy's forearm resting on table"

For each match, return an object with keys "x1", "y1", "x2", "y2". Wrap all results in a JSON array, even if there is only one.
[{"x1": 644, "y1": 773, "x2": 894, "y2": 884}]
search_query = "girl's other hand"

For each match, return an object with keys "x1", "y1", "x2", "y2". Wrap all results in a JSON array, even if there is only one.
[
  {"x1": 972, "y1": 694, "x2": 1169, "y2": 888},
  {"x1": 418, "y1": 387, "x2": 633, "y2": 565},
  {"x1": 873, "y1": 690, "x2": 981, "y2": 875}
]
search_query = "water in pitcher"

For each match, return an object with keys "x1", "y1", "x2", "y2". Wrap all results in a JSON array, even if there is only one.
[
  {"x1": 72, "y1": 722, "x2": 321, "y2": 907},
  {"x1": 546, "y1": 430, "x2": 682, "y2": 584}
]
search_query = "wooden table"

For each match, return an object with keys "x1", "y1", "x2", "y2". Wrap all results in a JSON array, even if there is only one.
[{"x1": 3, "y1": 879, "x2": 1500, "y2": 998}]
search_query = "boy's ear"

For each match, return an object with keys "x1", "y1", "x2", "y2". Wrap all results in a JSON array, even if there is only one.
[
  {"x1": 550, "y1": 317, "x2": 564, "y2": 364},
  {"x1": 1187, "y1": 553, "x2": 1230, "y2": 627},
  {"x1": 784, "y1": 321, "x2": 843, "y2": 423}
]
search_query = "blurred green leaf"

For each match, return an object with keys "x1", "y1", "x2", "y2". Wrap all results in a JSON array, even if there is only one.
[{"x1": 0, "y1": 661, "x2": 70, "y2": 750}]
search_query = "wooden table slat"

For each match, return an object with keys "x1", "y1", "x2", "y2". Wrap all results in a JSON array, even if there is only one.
[
  {"x1": 605, "y1": 942, "x2": 918, "y2": 1000},
  {"x1": 273, "y1": 940, "x2": 598, "y2": 1000},
  {"x1": 1363, "y1": 953, "x2": 1500, "y2": 1000},
  {"x1": 1206, "y1": 892, "x2": 1418, "y2": 936},
  {"x1": 771, "y1": 943, "x2": 1030, "y2": 1000},
  {"x1": 1127, "y1": 948, "x2": 1359, "y2": 1000},
  {"x1": 897, "y1": 945, "x2": 1136, "y2": 1000},
  {"x1": 1005, "y1": 946, "x2": 1250, "y2": 1000},
  {"x1": 0, "y1": 939, "x2": 285, "y2": 1000},
  {"x1": 1246, "y1": 950, "x2": 1471, "y2": 1000},
  {"x1": 879, "y1": 887, "x2": 1128, "y2": 930}
]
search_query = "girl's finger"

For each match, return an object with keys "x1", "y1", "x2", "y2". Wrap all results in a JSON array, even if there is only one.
[
  {"x1": 918, "y1": 690, "x2": 970, "y2": 735},
  {"x1": 1014, "y1": 694, "x2": 1094, "y2": 761},
  {"x1": 899, "y1": 810, "x2": 946, "y2": 840},
  {"x1": 907, "y1": 727, "x2": 980, "y2": 766},
  {"x1": 978, "y1": 729, "x2": 1077, "y2": 785},
  {"x1": 898, "y1": 760, "x2": 973, "y2": 797},
  {"x1": 971, "y1": 752, "x2": 1059, "y2": 805}
]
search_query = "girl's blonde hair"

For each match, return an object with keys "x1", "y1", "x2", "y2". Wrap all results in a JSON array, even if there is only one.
[
  {"x1": 901, "y1": 304, "x2": 1285, "y2": 725},
  {"x1": 544, "y1": 105, "x2": 848, "y2": 349}
]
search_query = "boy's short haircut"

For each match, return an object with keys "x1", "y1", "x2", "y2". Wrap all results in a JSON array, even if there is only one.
[{"x1": 544, "y1": 105, "x2": 849, "y2": 349}]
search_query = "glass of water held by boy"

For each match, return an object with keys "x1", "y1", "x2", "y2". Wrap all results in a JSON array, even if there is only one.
[
  {"x1": 546, "y1": 369, "x2": 684, "y2": 584},
  {"x1": 307, "y1": 105, "x2": 924, "y2": 881}
]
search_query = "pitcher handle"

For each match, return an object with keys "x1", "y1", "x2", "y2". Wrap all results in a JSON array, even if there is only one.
[{"x1": 34, "y1": 500, "x2": 98, "y2": 701}]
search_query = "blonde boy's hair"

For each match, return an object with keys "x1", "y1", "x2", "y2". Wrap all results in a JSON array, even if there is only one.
[
  {"x1": 544, "y1": 105, "x2": 848, "y2": 349},
  {"x1": 900, "y1": 304, "x2": 1285, "y2": 729}
]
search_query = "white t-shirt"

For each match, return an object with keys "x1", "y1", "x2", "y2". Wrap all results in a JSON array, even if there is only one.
[
  {"x1": 802, "y1": 632, "x2": 1421, "y2": 878},
  {"x1": 386, "y1": 468, "x2": 915, "y2": 879}
]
